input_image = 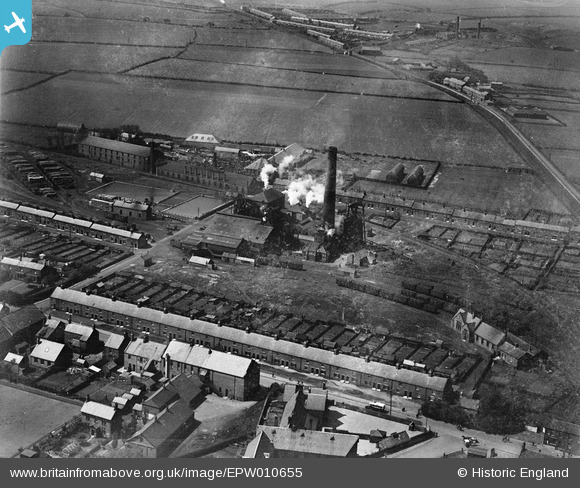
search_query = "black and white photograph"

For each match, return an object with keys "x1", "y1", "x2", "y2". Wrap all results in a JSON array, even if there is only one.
[{"x1": 0, "y1": 0, "x2": 579, "y2": 466}]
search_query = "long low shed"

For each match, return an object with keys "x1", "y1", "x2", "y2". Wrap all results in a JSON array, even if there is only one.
[{"x1": 50, "y1": 287, "x2": 451, "y2": 401}]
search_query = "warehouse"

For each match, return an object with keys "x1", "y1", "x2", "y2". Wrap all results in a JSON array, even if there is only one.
[
  {"x1": 49, "y1": 288, "x2": 452, "y2": 401},
  {"x1": 78, "y1": 136, "x2": 152, "y2": 171}
]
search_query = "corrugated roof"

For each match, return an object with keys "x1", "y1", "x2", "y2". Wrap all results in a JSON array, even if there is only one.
[
  {"x1": 31, "y1": 339, "x2": 65, "y2": 362},
  {"x1": 185, "y1": 134, "x2": 220, "y2": 144},
  {"x1": 215, "y1": 147, "x2": 240, "y2": 154},
  {"x1": 81, "y1": 401, "x2": 117, "y2": 421},
  {"x1": 113, "y1": 201, "x2": 150, "y2": 211},
  {"x1": 80, "y1": 136, "x2": 151, "y2": 157}
]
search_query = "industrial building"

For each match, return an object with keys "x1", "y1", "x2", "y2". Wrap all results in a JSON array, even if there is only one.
[
  {"x1": 49, "y1": 288, "x2": 452, "y2": 402},
  {"x1": 183, "y1": 133, "x2": 220, "y2": 148},
  {"x1": 78, "y1": 136, "x2": 152, "y2": 171}
]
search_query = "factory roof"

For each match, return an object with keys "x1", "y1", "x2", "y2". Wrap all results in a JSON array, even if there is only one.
[
  {"x1": 269, "y1": 143, "x2": 308, "y2": 167},
  {"x1": 202, "y1": 213, "x2": 274, "y2": 245},
  {"x1": 81, "y1": 401, "x2": 117, "y2": 421},
  {"x1": 80, "y1": 136, "x2": 151, "y2": 157},
  {"x1": 215, "y1": 146, "x2": 240, "y2": 154},
  {"x1": 245, "y1": 158, "x2": 268, "y2": 171},
  {"x1": 51, "y1": 288, "x2": 451, "y2": 392},
  {"x1": 247, "y1": 188, "x2": 285, "y2": 204},
  {"x1": 31, "y1": 340, "x2": 66, "y2": 362}
]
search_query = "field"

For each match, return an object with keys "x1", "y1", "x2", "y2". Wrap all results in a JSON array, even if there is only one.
[
  {"x1": 126, "y1": 58, "x2": 448, "y2": 98},
  {"x1": 0, "y1": 71, "x2": 54, "y2": 94},
  {"x1": 86, "y1": 181, "x2": 176, "y2": 203},
  {"x1": 0, "y1": 384, "x2": 80, "y2": 457}
]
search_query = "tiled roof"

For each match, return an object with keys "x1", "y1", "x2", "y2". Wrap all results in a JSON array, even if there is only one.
[
  {"x1": 65, "y1": 322, "x2": 95, "y2": 341},
  {"x1": 474, "y1": 322, "x2": 505, "y2": 346},
  {"x1": 1, "y1": 257, "x2": 45, "y2": 271},
  {"x1": 125, "y1": 338, "x2": 166, "y2": 362}
]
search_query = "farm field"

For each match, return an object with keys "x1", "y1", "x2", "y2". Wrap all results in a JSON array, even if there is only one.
[
  {"x1": 550, "y1": 150, "x2": 580, "y2": 183},
  {"x1": 0, "y1": 72, "x2": 527, "y2": 167},
  {"x1": 0, "y1": 44, "x2": 182, "y2": 74},
  {"x1": 517, "y1": 111, "x2": 580, "y2": 153},
  {"x1": 126, "y1": 59, "x2": 450, "y2": 98},
  {"x1": 178, "y1": 45, "x2": 395, "y2": 78},
  {"x1": 0, "y1": 383, "x2": 80, "y2": 457},
  {"x1": 0, "y1": 70, "x2": 54, "y2": 94},
  {"x1": 469, "y1": 47, "x2": 580, "y2": 72}
]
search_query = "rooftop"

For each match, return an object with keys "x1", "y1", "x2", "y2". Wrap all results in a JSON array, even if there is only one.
[
  {"x1": 81, "y1": 401, "x2": 117, "y2": 421},
  {"x1": 80, "y1": 136, "x2": 151, "y2": 157},
  {"x1": 31, "y1": 339, "x2": 65, "y2": 362}
]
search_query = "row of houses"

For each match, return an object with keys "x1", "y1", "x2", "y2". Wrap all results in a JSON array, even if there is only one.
[
  {"x1": 0, "y1": 200, "x2": 147, "y2": 248},
  {"x1": 450, "y1": 309, "x2": 546, "y2": 369},
  {"x1": 50, "y1": 287, "x2": 452, "y2": 402},
  {"x1": 337, "y1": 190, "x2": 577, "y2": 242}
]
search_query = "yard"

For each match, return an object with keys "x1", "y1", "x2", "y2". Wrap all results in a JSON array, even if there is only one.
[{"x1": 0, "y1": 383, "x2": 81, "y2": 457}]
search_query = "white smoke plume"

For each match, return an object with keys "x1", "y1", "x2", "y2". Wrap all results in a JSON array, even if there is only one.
[
  {"x1": 260, "y1": 163, "x2": 277, "y2": 189},
  {"x1": 278, "y1": 154, "x2": 295, "y2": 175},
  {"x1": 284, "y1": 175, "x2": 325, "y2": 207}
]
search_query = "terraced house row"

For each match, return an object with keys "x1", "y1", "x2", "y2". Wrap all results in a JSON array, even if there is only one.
[
  {"x1": 0, "y1": 200, "x2": 147, "y2": 248},
  {"x1": 50, "y1": 287, "x2": 452, "y2": 402}
]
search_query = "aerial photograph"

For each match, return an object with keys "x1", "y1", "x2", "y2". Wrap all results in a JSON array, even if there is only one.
[{"x1": 0, "y1": 0, "x2": 579, "y2": 460}]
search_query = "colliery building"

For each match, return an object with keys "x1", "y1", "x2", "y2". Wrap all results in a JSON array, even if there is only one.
[
  {"x1": 156, "y1": 161, "x2": 261, "y2": 195},
  {"x1": 78, "y1": 136, "x2": 152, "y2": 171},
  {"x1": 50, "y1": 288, "x2": 452, "y2": 402},
  {"x1": 172, "y1": 212, "x2": 274, "y2": 257}
]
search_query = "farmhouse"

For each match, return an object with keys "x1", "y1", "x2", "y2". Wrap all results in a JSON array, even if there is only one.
[
  {"x1": 244, "y1": 426, "x2": 359, "y2": 458},
  {"x1": 78, "y1": 136, "x2": 152, "y2": 171},
  {"x1": 162, "y1": 340, "x2": 260, "y2": 401},
  {"x1": 50, "y1": 287, "x2": 452, "y2": 401},
  {"x1": 30, "y1": 339, "x2": 69, "y2": 370},
  {"x1": 80, "y1": 401, "x2": 121, "y2": 438}
]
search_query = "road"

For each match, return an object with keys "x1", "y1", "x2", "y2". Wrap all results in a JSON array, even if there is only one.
[{"x1": 257, "y1": 363, "x2": 558, "y2": 458}]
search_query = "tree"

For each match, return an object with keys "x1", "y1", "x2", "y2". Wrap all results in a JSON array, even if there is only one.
[{"x1": 474, "y1": 388, "x2": 527, "y2": 435}]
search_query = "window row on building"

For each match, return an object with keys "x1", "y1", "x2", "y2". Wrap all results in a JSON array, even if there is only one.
[{"x1": 50, "y1": 287, "x2": 452, "y2": 402}]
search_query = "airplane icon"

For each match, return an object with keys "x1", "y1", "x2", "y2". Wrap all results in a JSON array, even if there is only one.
[{"x1": 4, "y1": 12, "x2": 26, "y2": 34}]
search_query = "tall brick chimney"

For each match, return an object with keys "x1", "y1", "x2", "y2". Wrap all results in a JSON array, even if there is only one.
[{"x1": 322, "y1": 146, "x2": 338, "y2": 230}]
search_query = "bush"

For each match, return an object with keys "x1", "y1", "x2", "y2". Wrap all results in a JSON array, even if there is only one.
[
  {"x1": 473, "y1": 389, "x2": 526, "y2": 435},
  {"x1": 421, "y1": 399, "x2": 472, "y2": 428}
]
